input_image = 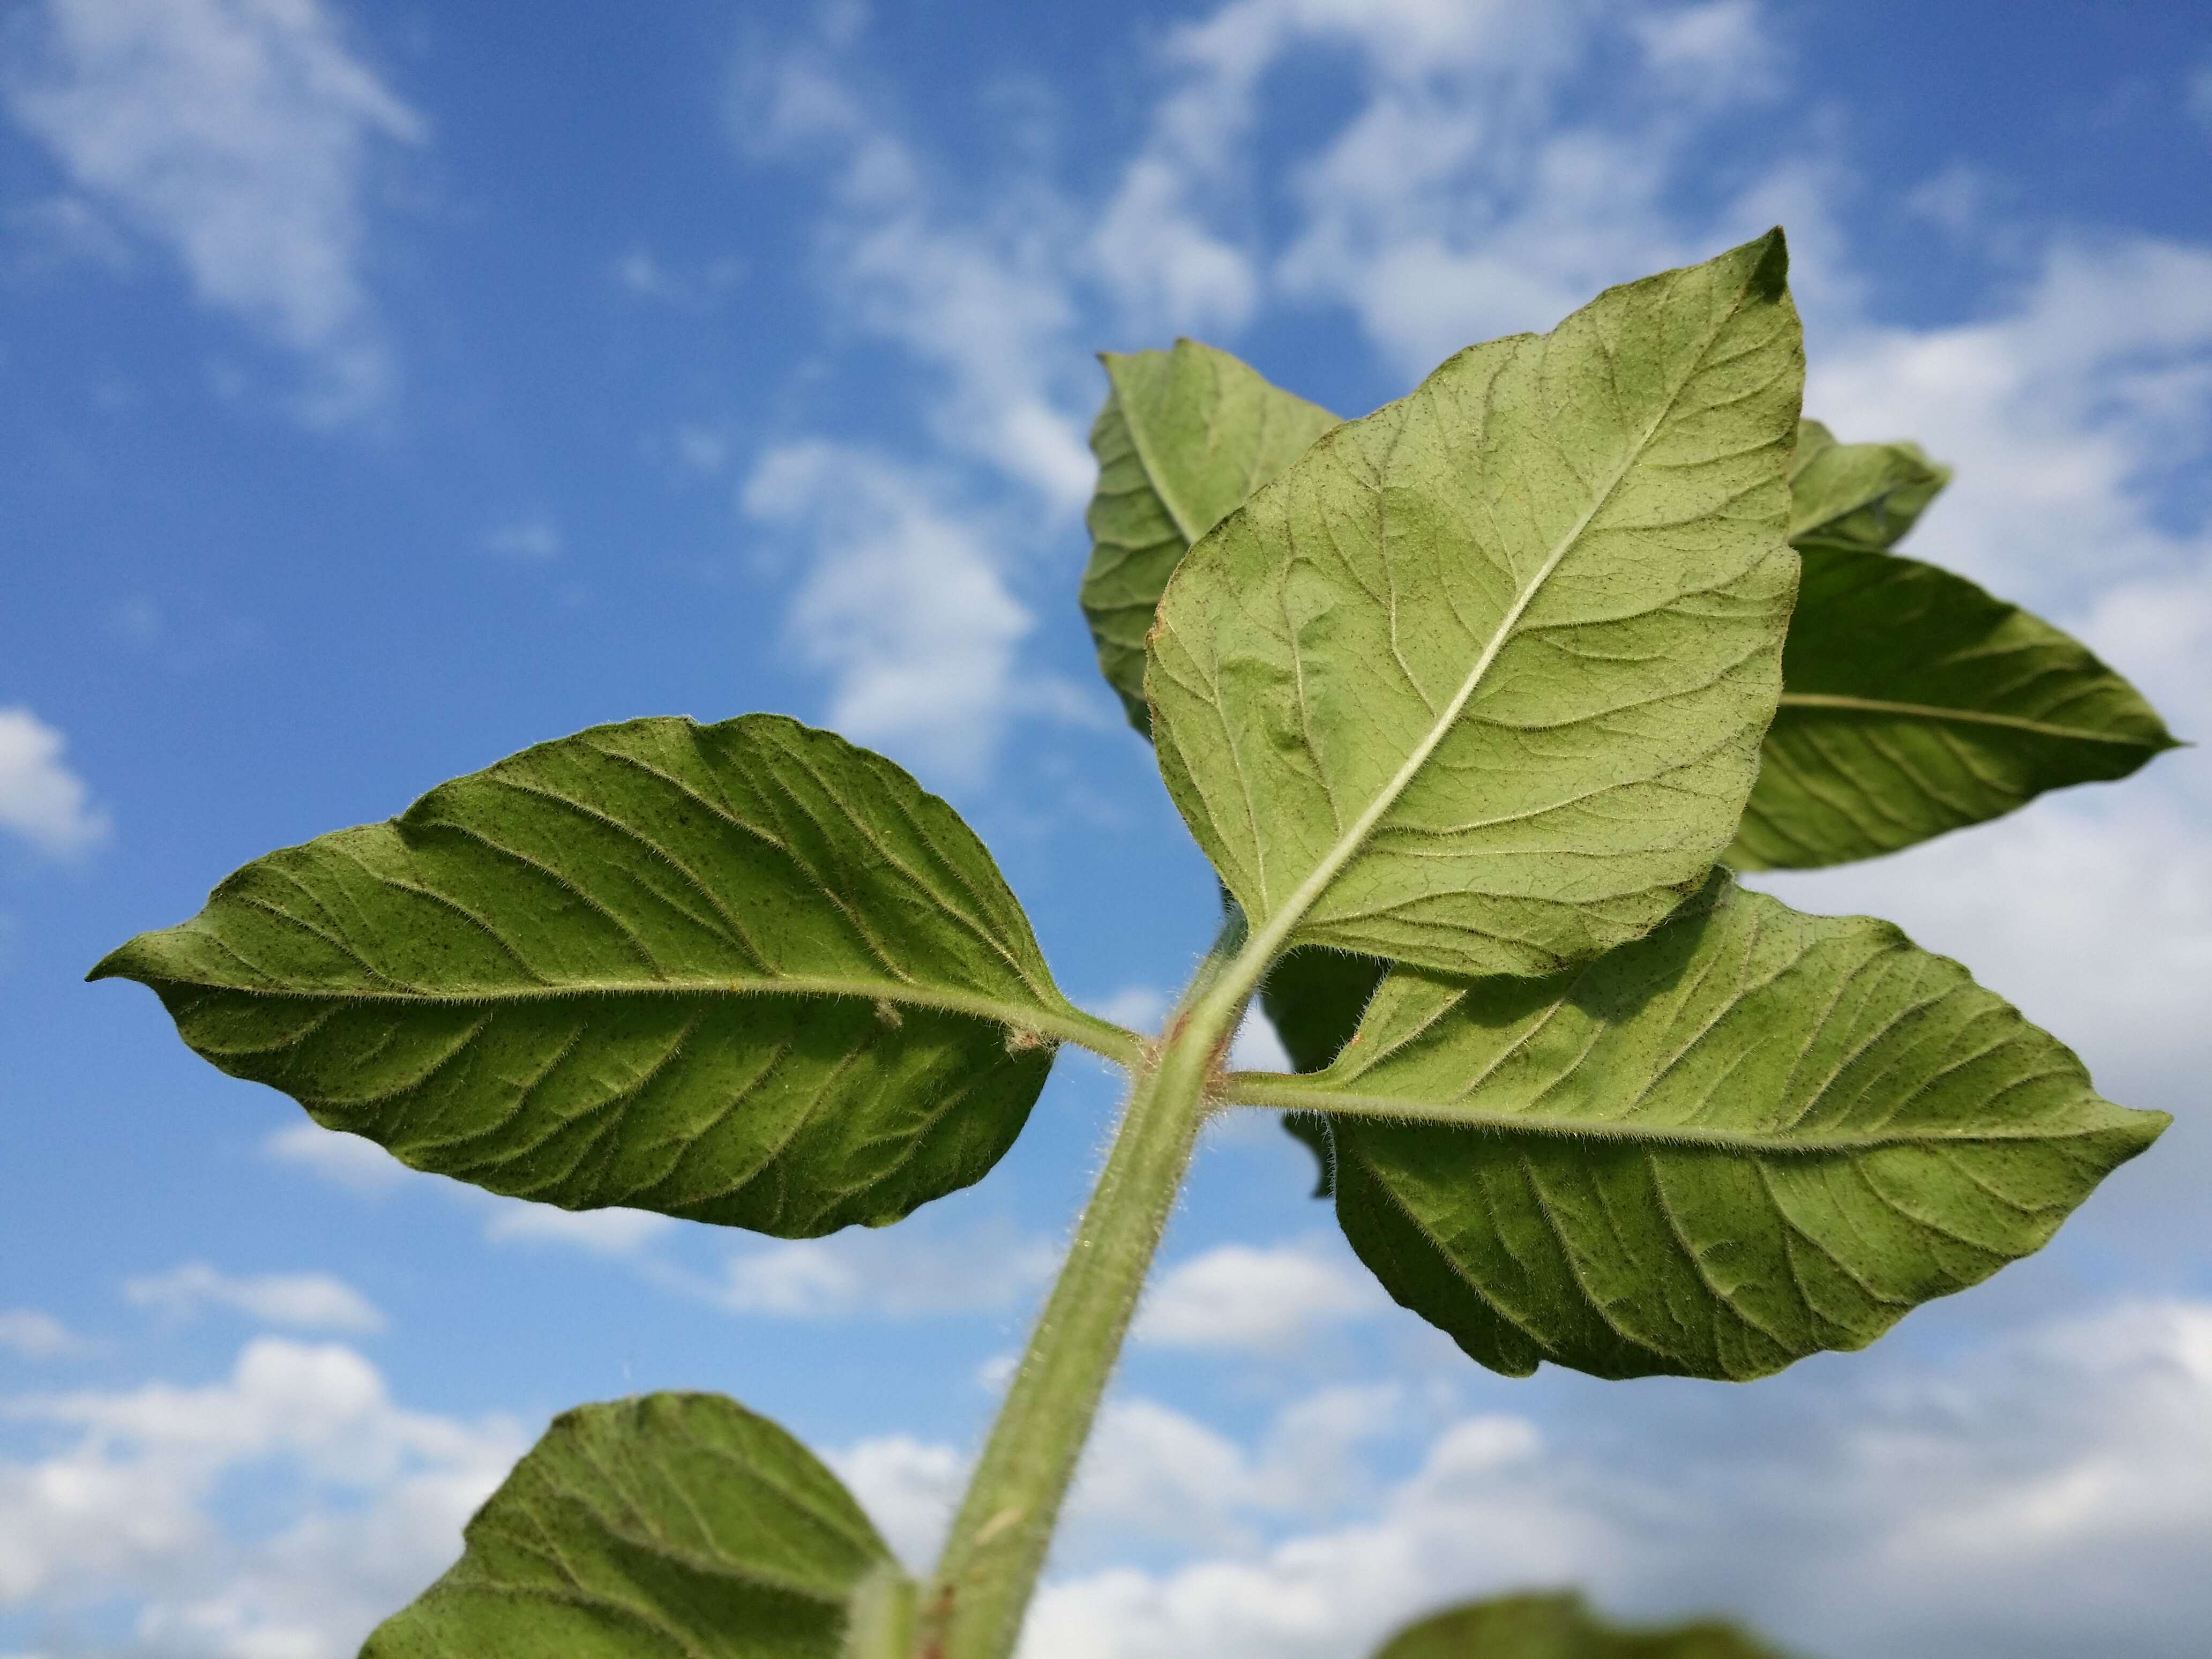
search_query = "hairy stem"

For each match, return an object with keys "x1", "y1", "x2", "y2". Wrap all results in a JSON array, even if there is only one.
[{"x1": 916, "y1": 911, "x2": 1257, "y2": 1659}]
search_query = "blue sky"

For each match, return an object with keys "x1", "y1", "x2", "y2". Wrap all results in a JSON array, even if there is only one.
[{"x1": 2, "y1": 2, "x2": 2209, "y2": 1655}]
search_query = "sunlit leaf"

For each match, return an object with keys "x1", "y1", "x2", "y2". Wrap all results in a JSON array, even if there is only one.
[
  {"x1": 1250, "y1": 877, "x2": 2165, "y2": 1380},
  {"x1": 94, "y1": 715, "x2": 1126, "y2": 1237},
  {"x1": 1148, "y1": 231, "x2": 1802, "y2": 980},
  {"x1": 1374, "y1": 1590, "x2": 1785, "y2": 1658},
  {"x1": 362, "y1": 1392, "x2": 912, "y2": 1657},
  {"x1": 1080, "y1": 339, "x2": 1339, "y2": 734}
]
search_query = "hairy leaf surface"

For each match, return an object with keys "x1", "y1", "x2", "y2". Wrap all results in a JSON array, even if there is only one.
[
  {"x1": 1081, "y1": 340, "x2": 1339, "y2": 733},
  {"x1": 1265, "y1": 878, "x2": 2164, "y2": 1380},
  {"x1": 1374, "y1": 1591, "x2": 1784, "y2": 1658},
  {"x1": 1734, "y1": 423, "x2": 2178, "y2": 863},
  {"x1": 1148, "y1": 232, "x2": 1803, "y2": 980},
  {"x1": 362, "y1": 1392, "x2": 911, "y2": 1657},
  {"x1": 93, "y1": 715, "x2": 1116, "y2": 1236}
]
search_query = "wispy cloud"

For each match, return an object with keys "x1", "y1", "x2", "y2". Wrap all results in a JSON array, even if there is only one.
[
  {"x1": 482, "y1": 513, "x2": 563, "y2": 563},
  {"x1": 741, "y1": 440, "x2": 1048, "y2": 782},
  {"x1": 0, "y1": 1310, "x2": 89, "y2": 1361},
  {"x1": 0, "y1": 706, "x2": 110, "y2": 858},
  {"x1": 124, "y1": 1264, "x2": 386, "y2": 1336},
  {"x1": 715, "y1": 1221, "x2": 1058, "y2": 1320},
  {"x1": 5, "y1": 0, "x2": 424, "y2": 423}
]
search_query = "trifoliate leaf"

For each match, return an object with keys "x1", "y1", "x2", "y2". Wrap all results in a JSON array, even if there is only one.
[
  {"x1": 362, "y1": 1393, "x2": 912, "y2": 1657},
  {"x1": 94, "y1": 715, "x2": 1126, "y2": 1237},
  {"x1": 1081, "y1": 340, "x2": 1339, "y2": 734},
  {"x1": 1263, "y1": 877, "x2": 2165, "y2": 1380},
  {"x1": 1148, "y1": 231, "x2": 1803, "y2": 981}
]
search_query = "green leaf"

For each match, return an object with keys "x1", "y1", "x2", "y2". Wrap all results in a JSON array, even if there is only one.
[
  {"x1": 1259, "y1": 946, "x2": 1387, "y2": 1196},
  {"x1": 1080, "y1": 339, "x2": 1339, "y2": 734},
  {"x1": 1148, "y1": 231, "x2": 1803, "y2": 981},
  {"x1": 1731, "y1": 545, "x2": 2181, "y2": 870},
  {"x1": 362, "y1": 1392, "x2": 913, "y2": 1658},
  {"x1": 1373, "y1": 1590, "x2": 1785, "y2": 1659},
  {"x1": 1256, "y1": 876, "x2": 2165, "y2": 1381},
  {"x1": 1787, "y1": 417, "x2": 1949, "y2": 552},
  {"x1": 93, "y1": 714, "x2": 1129, "y2": 1237}
]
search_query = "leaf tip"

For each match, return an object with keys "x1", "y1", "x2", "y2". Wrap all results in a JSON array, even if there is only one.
[
  {"x1": 85, "y1": 937, "x2": 147, "y2": 985},
  {"x1": 2127, "y1": 1106, "x2": 2175, "y2": 1147},
  {"x1": 1745, "y1": 225, "x2": 1789, "y2": 300}
]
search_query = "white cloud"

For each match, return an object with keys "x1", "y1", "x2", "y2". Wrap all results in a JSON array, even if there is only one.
[
  {"x1": 1227, "y1": 1006, "x2": 1291, "y2": 1074},
  {"x1": 1073, "y1": 1385, "x2": 1400, "y2": 1550},
  {"x1": 735, "y1": 33, "x2": 1095, "y2": 513},
  {"x1": 611, "y1": 246, "x2": 744, "y2": 309},
  {"x1": 0, "y1": 707, "x2": 109, "y2": 858},
  {"x1": 1630, "y1": 1, "x2": 1782, "y2": 101},
  {"x1": 1022, "y1": 1299, "x2": 2212, "y2": 1659},
  {"x1": 1156, "y1": 0, "x2": 1713, "y2": 379},
  {"x1": 480, "y1": 1201, "x2": 677, "y2": 1257},
  {"x1": 730, "y1": 14, "x2": 1156, "y2": 776},
  {"x1": 124, "y1": 1264, "x2": 386, "y2": 1335},
  {"x1": 1086, "y1": 156, "x2": 1256, "y2": 339},
  {"x1": 828, "y1": 1433, "x2": 966, "y2": 1570},
  {"x1": 1807, "y1": 236, "x2": 2212, "y2": 624},
  {"x1": 1136, "y1": 1242, "x2": 1382, "y2": 1353},
  {"x1": 831, "y1": 1381, "x2": 1404, "y2": 1580},
  {"x1": 716, "y1": 1222, "x2": 1058, "y2": 1319},
  {"x1": 5, "y1": 0, "x2": 424, "y2": 422},
  {"x1": 1089, "y1": 984, "x2": 1170, "y2": 1035},
  {"x1": 483, "y1": 514, "x2": 562, "y2": 562},
  {"x1": 742, "y1": 440, "x2": 1041, "y2": 782},
  {"x1": 262, "y1": 1123, "x2": 410, "y2": 1194},
  {"x1": 0, "y1": 1337, "x2": 525, "y2": 1653},
  {"x1": 1749, "y1": 797, "x2": 2211, "y2": 1095},
  {"x1": 0, "y1": 1312, "x2": 87, "y2": 1362}
]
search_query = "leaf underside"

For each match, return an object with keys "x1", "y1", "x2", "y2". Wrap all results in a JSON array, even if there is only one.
[
  {"x1": 93, "y1": 715, "x2": 1078, "y2": 1237},
  {"x1": 1148, "y1": 230, "x2": 1803, "y2": 981},
  {"x1": 362, "y1": 1392, "x2": 909, "y2": 1658},
  {"x1": 1733, "y1": 547, "x2": 2178, "y2": 868},
  {"x1": 1260, "y1": 946, "x2": 1389, "y2": 1195},
  {"x1": 1373, "y1": 1590, "x2": 1785, "y2": 1659},
  {"x1": 1309, "y1": 877, "x2": 2163, "y2": 1381},
  {"x1": 1080, "y1": 339, "x2": 1340, "y2": 734},
  {"x1": 1730, "y1": 419, "x2": 2177, "y2": 868}
]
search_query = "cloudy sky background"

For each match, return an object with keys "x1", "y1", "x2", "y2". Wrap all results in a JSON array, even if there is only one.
[{"x1": 3, "y1": 2, "x2": 2209, "y2": 1655}]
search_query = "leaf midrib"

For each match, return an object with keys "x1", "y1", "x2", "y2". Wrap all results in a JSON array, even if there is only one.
[
  {"x1": 1222, "y1": 1079, "x2": 2141, "y2": 1153},
  {"x1": 149, "y1": 970, "x2": 1136, "y2": 1058},
  {"x1": 1112, "y1": 375, "x2": 1209, "y2": 547},
  {"x1": 1777, "y1": 691, "x2": 2163, "y2": 748}
]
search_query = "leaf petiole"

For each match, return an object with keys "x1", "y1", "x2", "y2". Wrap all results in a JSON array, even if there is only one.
[{"x1": 917, "y1": 908, "x2": 1256, "y2": 1659}]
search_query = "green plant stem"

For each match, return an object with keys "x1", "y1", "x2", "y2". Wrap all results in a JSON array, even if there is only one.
[{"x1": 916, "y1": 911, "x2": 1257, "y2": 1659}]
